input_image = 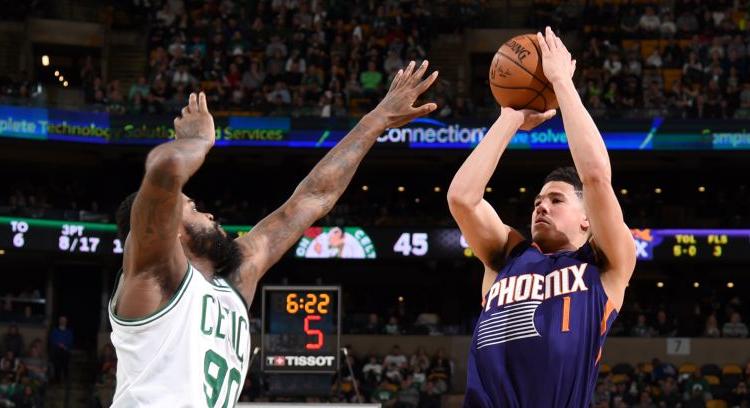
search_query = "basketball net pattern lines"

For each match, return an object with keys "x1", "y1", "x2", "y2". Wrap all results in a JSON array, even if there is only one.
[{"x1": 476, "y1": 301, "x2": 541, "y2": 349}]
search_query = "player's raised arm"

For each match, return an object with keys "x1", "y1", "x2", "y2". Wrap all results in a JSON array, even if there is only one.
[
  {"x1": 231, "y1": 61, "x2": 439, "y2": 303},
  {"x1": 447, "y1": 108, "x2": 554, "y2": 296},
  {"x1": 118, "y1": 92, "x2": 215, "y2": 318},
  {"x1": 537, "y1": 27, "x2": 636, "y2": 310}
]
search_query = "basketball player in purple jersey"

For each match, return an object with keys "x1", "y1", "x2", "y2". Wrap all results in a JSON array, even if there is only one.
[{"x1": 448, "y1": 27, "x2": 636, "y2": 407}]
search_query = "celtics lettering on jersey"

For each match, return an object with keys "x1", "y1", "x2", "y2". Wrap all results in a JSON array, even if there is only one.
[
  {"x1": 478, "y1": 263, "x2": 589, "y2": 349},
  {"x1": 109, "y1": 265, "x2": 251, "y2": 408},
  {"x1": 200, "y1": 288, "x2": 249, "y2": 407}
]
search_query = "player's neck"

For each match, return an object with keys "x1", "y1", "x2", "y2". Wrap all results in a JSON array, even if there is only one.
[
  {"x1": 535, "y1": 240, "x2": 581, "y2": 255},
  {"x1": 187, "y1": 256, "x2": 216, "y2": 280}
]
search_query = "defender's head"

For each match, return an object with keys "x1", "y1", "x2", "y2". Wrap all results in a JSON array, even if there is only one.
[
  {"x1": 531, "y1": 167, "x2": 590, "y2": 252},
  {"x1": 116, "y1": 192, "x2": 242, "y2": 277}
]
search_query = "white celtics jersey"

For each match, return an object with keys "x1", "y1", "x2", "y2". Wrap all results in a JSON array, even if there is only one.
[{"x1": 109, "y1": 264, "x2": 251, "y2": 407}]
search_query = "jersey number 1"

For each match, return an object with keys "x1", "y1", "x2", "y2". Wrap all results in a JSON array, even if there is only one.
[{"x1": 561, "y1": 296, "x2": 571, "y2": 332}]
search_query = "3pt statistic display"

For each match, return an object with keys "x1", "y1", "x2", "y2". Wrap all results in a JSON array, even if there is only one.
[{"x1": 261, "y1": 286, "x2": 341, "y2": 374}]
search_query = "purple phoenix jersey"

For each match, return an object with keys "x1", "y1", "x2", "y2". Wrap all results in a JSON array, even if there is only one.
[{"x1": 464, "y1": 240, "x2": 618, "y2": 408}]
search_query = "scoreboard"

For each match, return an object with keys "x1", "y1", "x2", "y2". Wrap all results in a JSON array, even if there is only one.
[
  {"x1": 261, "y1": 286, "x2": 340, "y2": 374},
  {"x1": 632, "y1": 229, "x2": 750, "y2": 261},
  {"x1": 1, "y1": 217, "x2": 123, "y2": 255},
  {"x1": 2, "y1": 216, "x2": 749, "y2": 261}
]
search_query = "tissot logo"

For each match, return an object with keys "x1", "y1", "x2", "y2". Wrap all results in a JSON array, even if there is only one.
[{"x1": 266, "y1": 355, "x2": 336, "y2": 367}]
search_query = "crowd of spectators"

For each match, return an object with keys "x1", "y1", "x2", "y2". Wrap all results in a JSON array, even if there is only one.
[
  {"x1": 0, "y1": 291, "x2": 45, "y2": 325},
  {"x1": 532, "y1": 0, "x2": 750, "y2": 119},
  {"x1": 5, "y1": 0, "x2": 485, "y2": 117},
  {"x1": 346, "y1": 311, "x2": 449, "y2": 336},
  {"x1": 236, "y1": 344, "x2": 453, "y2": 406},
  {"x1": 119, "y1": 0, "x2": 444, "y2": 117},
  {"x1": 614, "y1": 293, "x2": 750, "y2": 340},
  {"x1": 91, "y1": 343, "x2": 117, "y2": 407},
  {"x1": 7, "y1": 1, "x2": 750, "y2": 122},
  {"x1": 594, "y1": 359, "x2": 750, "y2": 408},
  {"x1": 0, "y1": 326, "x2": 47, "y2": 408},
  {"x1": 0, "y1": 73, "x2": 45, "y2": 108}
]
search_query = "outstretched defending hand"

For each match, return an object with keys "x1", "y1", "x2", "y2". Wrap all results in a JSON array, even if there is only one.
[
  {"x1": 372, "y1": 60, "x2": 439, "y2": 128},
  {"x1": 174, "y1": 92, "x2": 215, "y2": 147},
  {"x1": 500, "y1": 106, "x2": 557, "y2": 131},
  {"x1": 536, "y1": 26, "x2": 577, "y2": 86}
]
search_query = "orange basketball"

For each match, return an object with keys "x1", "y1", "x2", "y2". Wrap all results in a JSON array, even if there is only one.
[{"x1": 489, "y1": 34, "x2": 558, "y2": 111}]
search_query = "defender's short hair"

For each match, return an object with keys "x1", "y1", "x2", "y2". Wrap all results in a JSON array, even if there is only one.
[
  {"x1": 543, "y1": 166, "x2": 583, "y2": 198},
  {"x1": 115, "y1": 192, "x2": 138, "y2": 240}
]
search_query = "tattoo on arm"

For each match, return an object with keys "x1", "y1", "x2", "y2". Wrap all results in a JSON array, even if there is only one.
[
  {"x1": 295, "y1": 120, "x2": 377, "y2": 208},
  {"x1": 236, "y1": 115, "x2": 385, "y2": 288},
  {"x1": 146, "y1": 169, "x2": 181, "y2": 192}
]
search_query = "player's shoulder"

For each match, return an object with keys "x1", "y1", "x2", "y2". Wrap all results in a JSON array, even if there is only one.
[{"x1": 487, "y1": 228, "x2": 529, "y2": 270}]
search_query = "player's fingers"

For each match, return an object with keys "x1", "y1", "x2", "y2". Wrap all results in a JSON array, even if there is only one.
[
  {"x1": 411, "y1": 102, "x2": 437, "y2": 117},
  {"x1": 181, "y1": 106, "x2": 190, "y2": 118},
  {"x1": 536, "y1": 32, "x2": 550, "y2": 55},
  {"x1": 410, "y1": 60, "x2": 429, "y2": 86},
  {"x1": 542, "y1": 109, "x2": 557, "y2": 120},
  {"x1": 554, "y1": 36, "x2": 565, "y2": 52},
  {"x1": 415, "y1": 70, "x2": 439, "y2": 95},
  {"x1": 545, "y1": 26, "x2": 557, "y2": 51},
  {"x1": 198, "y1": 91, "x2": 209, "y2": 112},
  {"x1": 188, "y1": 92, "x2": 197, "y2": 112},
  {"x1": 389, "y1": 69, "x2": 404, "y2": 91},
  {"x1": 403, "y1": 60, "x2": 416, "y2": 81}
]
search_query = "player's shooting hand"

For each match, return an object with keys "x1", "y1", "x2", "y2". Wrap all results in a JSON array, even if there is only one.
[
  {"x1": 371, "y1": 60, "x2": 439, "y2": 128},
  {"x1": 500, "y1": 106, "x2": 556, "y2": 131},
  {"x1": 174, "y1": 92, "x2": 216, "y2": 147},
  {"x1": 536, "y1": 27, "x2": 576, "y2": 86}
]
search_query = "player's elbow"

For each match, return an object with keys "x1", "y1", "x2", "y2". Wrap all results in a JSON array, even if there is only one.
[
  {"x1": 447, "y1": 193, "x2": 478, "y2": 221},
  {"x1": 447, "y1": 189, "x2": 469, "y2": 211},
  {"x1": 580, "y1": 170, "x2": 611, "y2": 186},
  {"x1": 145, "y1": 147, "x2": 189, "y2": 182},
  {"x1": 289, "y1": 193, "x2": 333, "y2": 221},
  {"x1": 447, "y1": 181, "x2": 479, "y2": 209}
]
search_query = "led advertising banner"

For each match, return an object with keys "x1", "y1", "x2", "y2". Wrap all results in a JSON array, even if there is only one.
[
  {"x1": 2, "y1": 105, "x2": 749, "y2": 150},
  {"x1": 0, "y1": 105, "x2": 47, "y2": 139}
]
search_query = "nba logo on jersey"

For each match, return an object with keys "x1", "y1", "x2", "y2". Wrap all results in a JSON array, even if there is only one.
[{"x1": 465, "y1": 242, "x2": 617, "y2": 407}]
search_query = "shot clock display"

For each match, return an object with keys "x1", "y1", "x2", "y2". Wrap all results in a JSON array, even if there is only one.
[{"x1": 261, "y1": 286, "x2": 340, "y2": 374}]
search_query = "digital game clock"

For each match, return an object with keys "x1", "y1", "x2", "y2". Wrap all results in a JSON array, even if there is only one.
[{"x1": 261, "y1": 286, "x2": 341, "y2": 374}]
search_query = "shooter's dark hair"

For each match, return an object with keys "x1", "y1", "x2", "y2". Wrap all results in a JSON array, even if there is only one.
[{"x1": 543, "y1": 166, "x2": 583, "y2": 198}]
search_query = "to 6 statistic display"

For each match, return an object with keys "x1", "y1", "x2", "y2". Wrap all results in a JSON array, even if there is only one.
[{"x1": 261, "y1": 286, "x2": 341, "y2": 374}]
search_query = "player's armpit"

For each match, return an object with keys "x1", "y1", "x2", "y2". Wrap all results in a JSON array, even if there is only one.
[
  {"x1": 481, "y1": 268, "x2": 499, "y2": 303},
  {"x1": 118, "y1": 165, "x2": 189, "y2": 319},
  {"x1": 448, "y1": 198, "x2": 525, "y2": 270},
  {"x1": 582, "y1": 177, "x2": 637, "y2": 311}
]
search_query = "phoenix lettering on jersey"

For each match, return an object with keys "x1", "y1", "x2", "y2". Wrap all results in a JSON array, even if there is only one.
[
  {"x1": 485, "y1": 263, "x2": 589, "y2": 312},
  {"x1": 200, "y1": 293, "x2": 248, "y2": 364}
]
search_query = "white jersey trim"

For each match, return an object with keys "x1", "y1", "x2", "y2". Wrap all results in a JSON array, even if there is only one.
[{"x1": 109, "y1": 264, "x2": 194, "y2": 327}]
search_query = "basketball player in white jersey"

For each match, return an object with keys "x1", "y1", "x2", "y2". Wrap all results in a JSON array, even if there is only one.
[{"x1": 109, "y1": 61, "x2": 438, "y2": 407}]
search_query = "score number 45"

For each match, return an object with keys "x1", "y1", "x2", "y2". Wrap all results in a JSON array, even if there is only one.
[{"x1": 393, "y1": 232, "x2": 428, "y2": 256}]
